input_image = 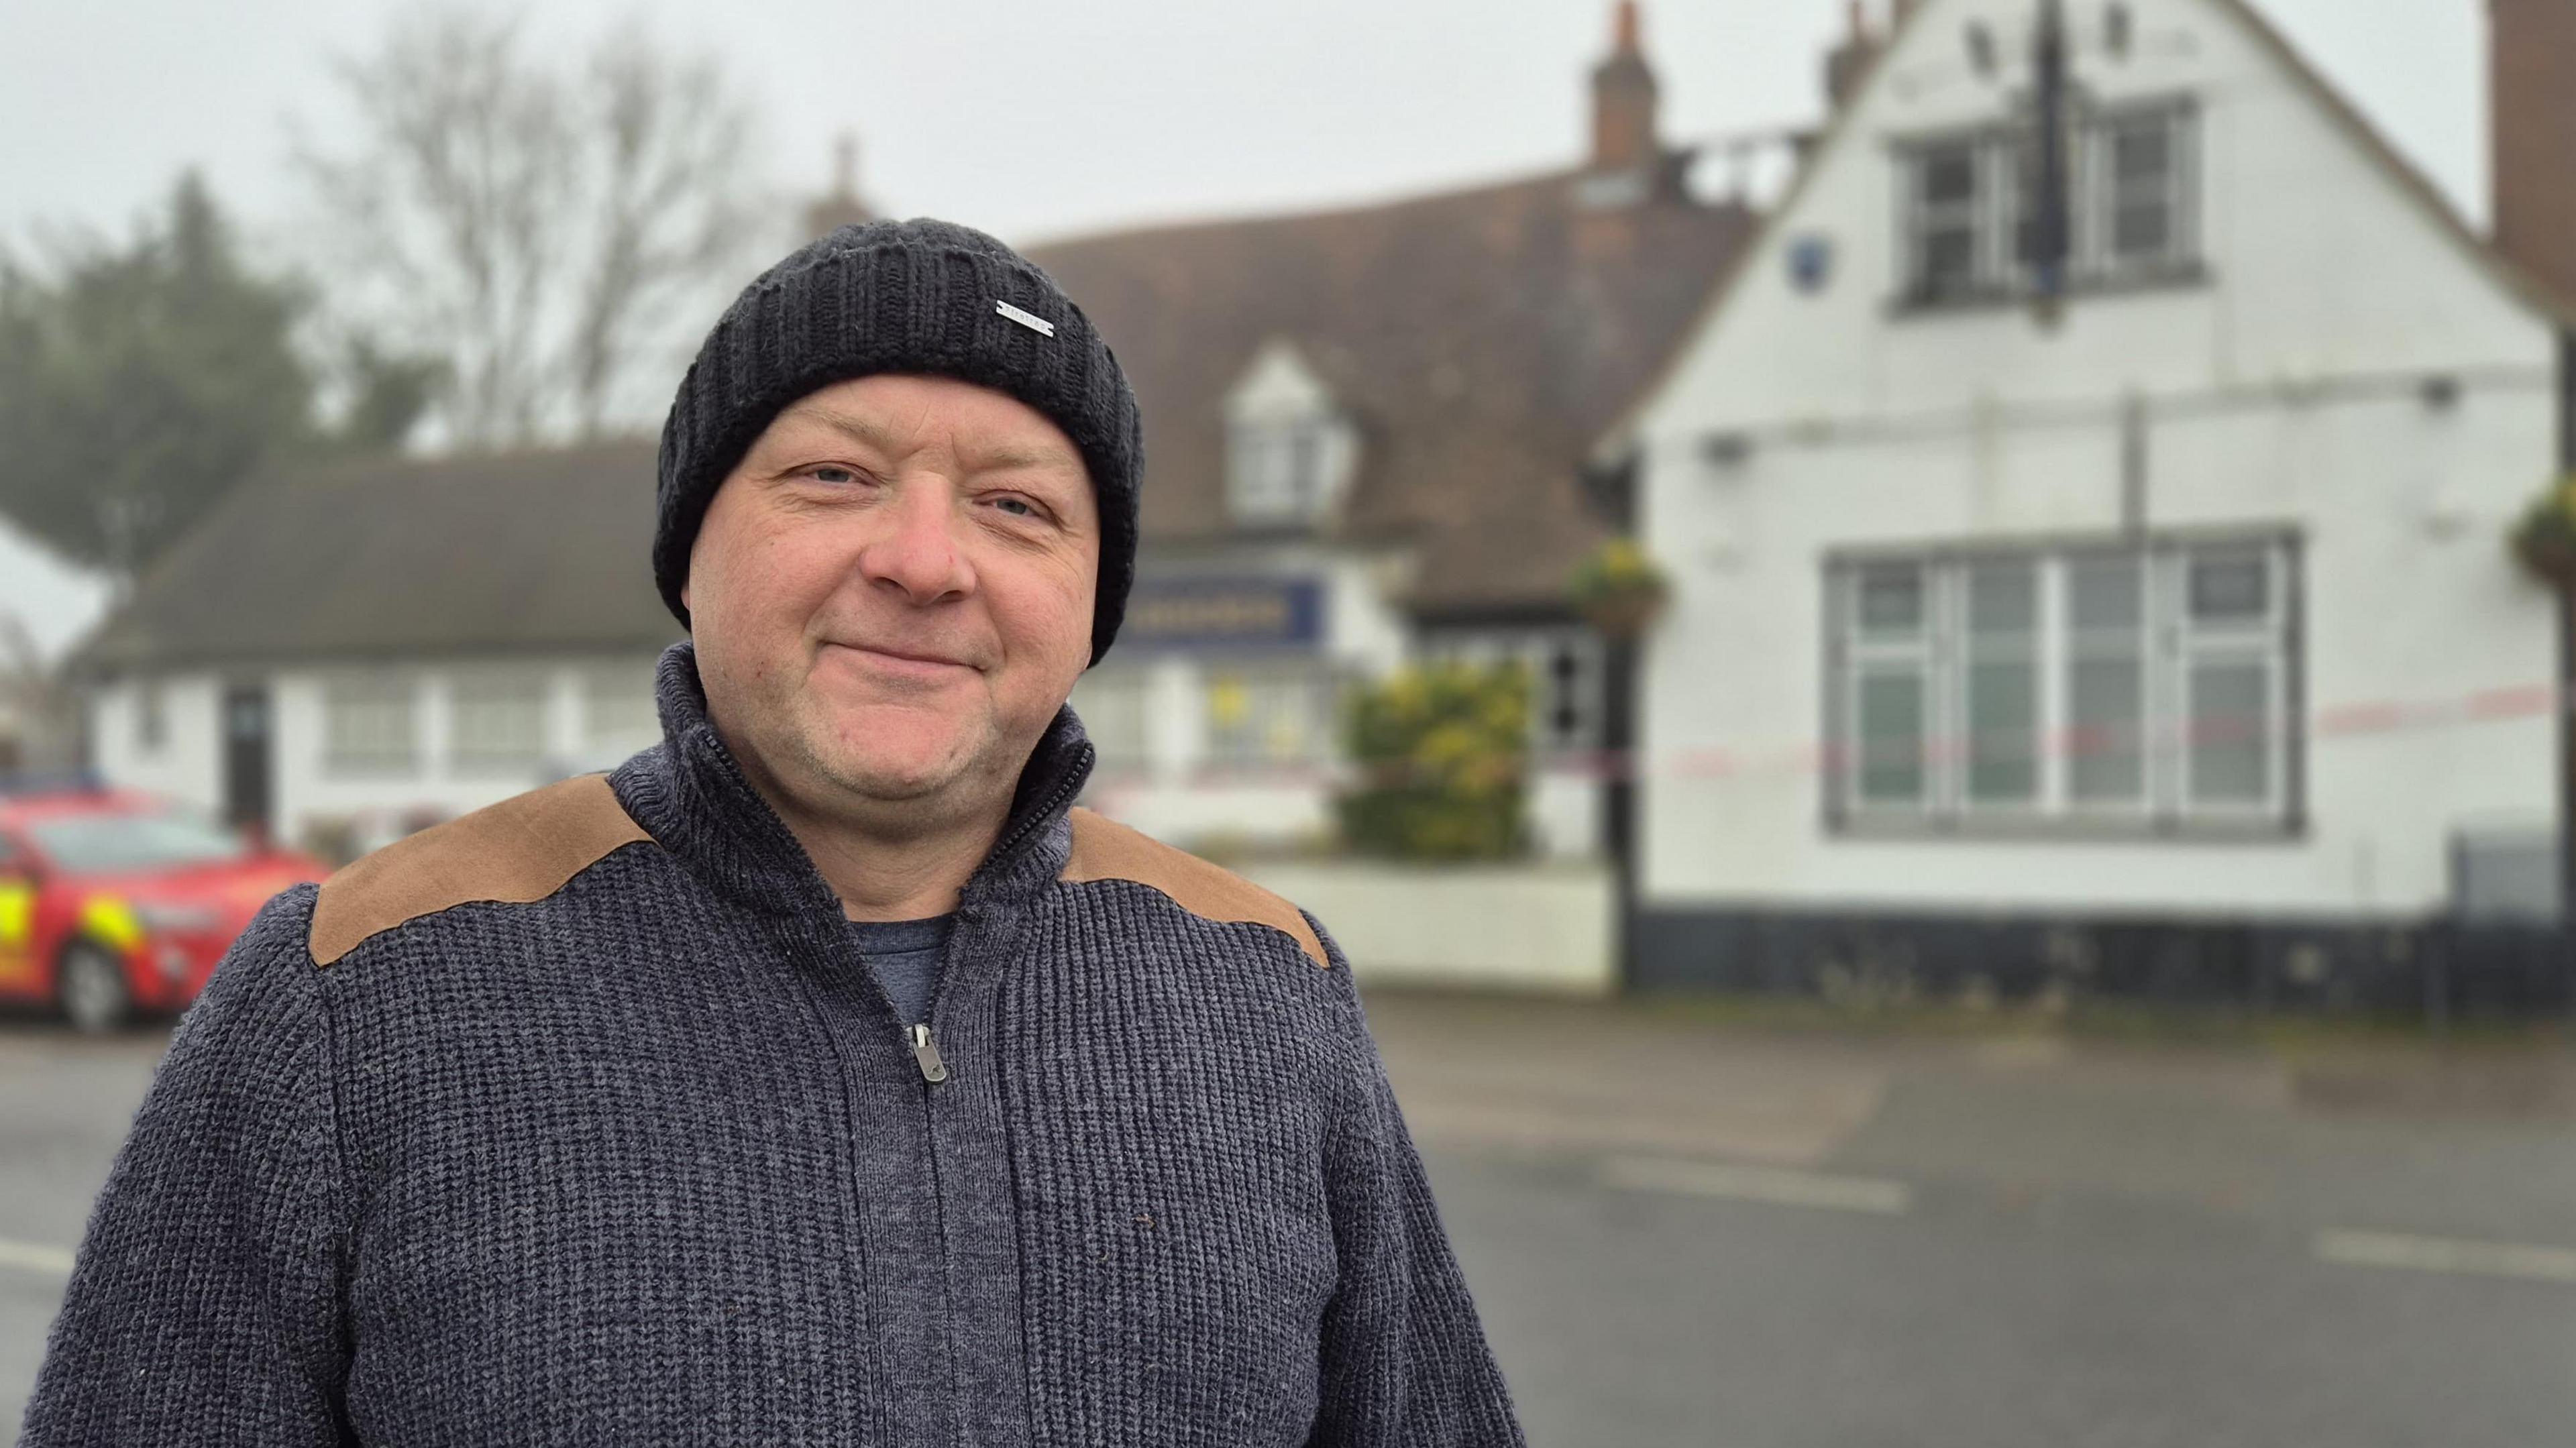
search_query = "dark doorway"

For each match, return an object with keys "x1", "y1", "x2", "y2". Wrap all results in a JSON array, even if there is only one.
[{"x1": 221, "y1": 682, "x2": 274, "y2": 846}]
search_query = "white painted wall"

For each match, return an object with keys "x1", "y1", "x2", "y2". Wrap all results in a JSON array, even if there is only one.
[
  {"x1": 1629, "y1": 0, "x2": 2561, "y2": 922},
  {"x1": 1527, "y1": 767, "x2": 1603, "y2": 859},
  {"x1": 1242, "y1": 858, "x2": 1617, "y2": 996},
  {"x1": 88, "y1": 653, "x2": 664, "y2": 854},
  {"x1": 90, "y1": 672, "x2": 223, "y2": 810}
]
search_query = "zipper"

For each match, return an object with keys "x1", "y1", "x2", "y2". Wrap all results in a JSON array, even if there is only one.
[
  {"x1": 888, "y1": 736, "x2": 1089, "y2": 1091},
  {"x1": 906, "y1": 1023, "x2": 949, "y2": 1083},
  {"x1": 981, "y1": 740, "x2": 1096, "y2": 873}
]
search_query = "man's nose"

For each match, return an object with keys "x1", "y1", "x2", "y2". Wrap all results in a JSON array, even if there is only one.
[{"x1": 858, "y1": 478, "x2": 975, "y2": 604}]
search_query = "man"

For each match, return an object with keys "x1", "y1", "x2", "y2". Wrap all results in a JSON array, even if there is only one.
[{"x1": 18, "y1": 218, "x2": 1525, "y2": 1446}]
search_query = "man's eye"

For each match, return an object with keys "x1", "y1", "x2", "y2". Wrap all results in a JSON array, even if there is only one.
[
  {"x1": 808, "y1": 465, "x2": 861, "y2": 485},
  {"x1": 991, "y1": 496, "x2": 1040, "y2": 518}
]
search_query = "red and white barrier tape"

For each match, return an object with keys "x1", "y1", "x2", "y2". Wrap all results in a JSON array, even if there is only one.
[{"x1": 1082, "y1": 681, "x2": 2570, "y2": 791}]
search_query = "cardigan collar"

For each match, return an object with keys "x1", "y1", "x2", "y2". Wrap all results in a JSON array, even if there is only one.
[{"x1": 608, "y1": 641, "x2": 1095, "y2": 920}]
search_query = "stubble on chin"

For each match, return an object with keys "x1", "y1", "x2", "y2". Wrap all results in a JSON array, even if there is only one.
[{"x1": 777, "y1": 686, "x2": 1017, "y2": 826}]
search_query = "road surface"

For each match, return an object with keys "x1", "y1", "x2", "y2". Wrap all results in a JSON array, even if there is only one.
[{"x1": 6, "y1": 995, "x2": 2573, "y2": 1446}]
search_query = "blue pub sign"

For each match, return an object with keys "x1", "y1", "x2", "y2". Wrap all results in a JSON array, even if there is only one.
[{"x1": 1119, "y1": 577, "x2": 1326, "y2": 653}]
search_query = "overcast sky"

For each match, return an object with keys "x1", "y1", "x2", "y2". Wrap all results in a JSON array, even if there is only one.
[{"x1": 2, "y1": 0, "x2": 2491, "y2": 254}]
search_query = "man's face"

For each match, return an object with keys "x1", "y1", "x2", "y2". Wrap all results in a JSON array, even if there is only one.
[{"x1": 684, "y1": 373, "x2": 1098, "y2": 825}]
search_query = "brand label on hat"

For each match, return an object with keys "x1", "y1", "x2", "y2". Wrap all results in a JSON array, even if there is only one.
[{"x1": 995, "y1": 300, "x2": 1056, "y2": 337}]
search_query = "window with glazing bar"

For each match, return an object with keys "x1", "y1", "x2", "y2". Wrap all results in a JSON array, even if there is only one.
[
  {"x1": 1897, "y1": 97, "x2": 2198, "y2": 307},
  {"x1": 1824, "y1": 535, "x2": 2299, "y2": 832}
]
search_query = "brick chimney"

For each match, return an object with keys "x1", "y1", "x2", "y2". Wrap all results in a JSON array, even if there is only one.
[
  {"x1": 1824, "y1": 1, "x2": 1883, "y2": 113},
  {"x1": 1591, "y1": 1, "x2": 1660, "y2": 174},
  {"x1": 2491, "y1": 0, "x2": 2576, "y2": 310}
]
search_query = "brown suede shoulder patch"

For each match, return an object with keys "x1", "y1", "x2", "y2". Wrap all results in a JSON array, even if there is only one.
[
  {"x1": 309, "y1": 773, "x2": 652, "y2": 966},
  {"x1": 1060, "y1": 807, "x2": 1328, "y2": 968}
]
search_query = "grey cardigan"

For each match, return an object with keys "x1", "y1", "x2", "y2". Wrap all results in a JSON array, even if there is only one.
[{"x1": 18, "y1": 643, "x2": 1524, "y2": 1447}]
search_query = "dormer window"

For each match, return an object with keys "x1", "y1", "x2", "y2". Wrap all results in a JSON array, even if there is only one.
[{"x1": 1225, "y1": 340, "x2": 1356, "y2": 528}]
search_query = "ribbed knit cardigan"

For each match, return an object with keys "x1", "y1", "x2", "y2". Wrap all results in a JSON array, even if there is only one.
[{"x1": 17, "y1": 643, "x2": 1525, "y2": 1447}]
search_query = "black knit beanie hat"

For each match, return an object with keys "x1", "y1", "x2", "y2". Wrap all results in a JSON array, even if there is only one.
[{"x1": 653, "y1": 217, "x2": 1143, "y2": 666}]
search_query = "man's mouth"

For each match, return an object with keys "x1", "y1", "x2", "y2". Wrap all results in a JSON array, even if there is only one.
[{"x1": 827, "y1": 641, "x2": 976, "y2": 675}]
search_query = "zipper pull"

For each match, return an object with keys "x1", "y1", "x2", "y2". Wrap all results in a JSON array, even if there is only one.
[{"x1": 906, "y1": 1023, "x2": 950, "y2": 1084}]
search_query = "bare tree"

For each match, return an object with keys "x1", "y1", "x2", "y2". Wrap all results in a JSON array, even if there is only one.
[
  {"x1": 569, "y1": 32, "x2": 761, "y2": 440},
  {"x1": 296, "y1": 9, "x2": 768, "y2": 449}
]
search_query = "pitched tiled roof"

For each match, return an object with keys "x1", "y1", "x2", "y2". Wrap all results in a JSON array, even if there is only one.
[
  {"x1": 1028, "y1": 170, "x2": 1756, "y2": 616},
  {"x1": 72, "y1": 443, "x2": 678, "y2": 673},
  {"x1": 75, "y1": 168, "x2": 1753, "y2": 671}
]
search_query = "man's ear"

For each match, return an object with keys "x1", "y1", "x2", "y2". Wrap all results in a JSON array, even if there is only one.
[{"x1": 680, "y1": 580, "x2": 691, "y2": 612}]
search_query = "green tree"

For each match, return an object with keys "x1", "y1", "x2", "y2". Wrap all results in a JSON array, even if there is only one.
[
  {"x1": 0, "y1": 174, "x2": 431, "y2": 577},
  {"x1": 1334, "y1": 661, "x2": 1532, "y2": 861},
  {"x1": 0, "y1": 174, "x2": 309, "y2": 575}
]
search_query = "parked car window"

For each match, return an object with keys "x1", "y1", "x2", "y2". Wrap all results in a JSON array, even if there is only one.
[{"x1": 26, "y1": 810, "x2": 247, "y2": 874}]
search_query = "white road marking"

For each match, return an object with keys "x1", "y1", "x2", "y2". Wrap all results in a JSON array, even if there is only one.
[
  {"x1": 0, "y1": 1238, "x2": 76, "y2": 1278},
  {"x1": 2315, "y1": 1230, "x2": 2576, "y2": 1286},
  {"x1": 1601, "y1": 1156, "x2": 1913, "y2": 1216}
]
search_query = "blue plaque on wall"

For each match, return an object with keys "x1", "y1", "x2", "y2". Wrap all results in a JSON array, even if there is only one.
[{"x1": 1788, "y1": 233, "x2": 1835, "y2": 294}]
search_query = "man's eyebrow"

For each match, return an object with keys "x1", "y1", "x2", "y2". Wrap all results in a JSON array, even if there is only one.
[
  {"x1": 775, "y1": 403, "x2": 903, "y2": 456},
  {"x1": 973, "y1": 441, "x2": 1085, "y2": 475},
  {"x1": 771, "y1": 402, "x2": 1081, "y2": 476}
]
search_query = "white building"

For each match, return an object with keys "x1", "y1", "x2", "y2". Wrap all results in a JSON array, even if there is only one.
[
  {"x1": 1024, "y1": 1, "x2": 1754, "y2": 860},
  {"x1": 1610, "y1": 0, "x2": 2573, "y2": 999},
  {"x1": 74, "y1": 445, "x2": 678, "y2": 859}
]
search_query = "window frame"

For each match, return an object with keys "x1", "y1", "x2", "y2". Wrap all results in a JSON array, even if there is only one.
[
  {"x1": 1198, "y1": 660, "x2": 1343, "y2": 773},
  {"x1": 1418, "y1": 628, "x2": 1604, "y2": 760},
  {"x1": 1837, "y1": 560, "x2": 1940, "y2": 815},
  {"x1": 321, "y1": 672, "x2": 421, "y2": 779},
  {"x1": 579, "y1": 665, "x2": 659, "y2": 757},
  {"x1": 2090, "y1": 99, "x2": 2200, "y2": 280},
  {"x1": 1067, "y1": 666, "x2": 1155, "y2": 773},
  {"x1": 1902, "y1": 135, "x2": 1986, "y2": 305},
  {"x1": 1823, "y1": 529, "x2": 2303, "y2": 841},
  {"x1": 1226, "y1": 413, "x2": 1346, "y2": 528},
  {"x1": 447, "y1": 669, "x2": 550, "y2": 778},
  {"x1": 133, "y1": 678, "x2": 167, "y2": 755},
  {"x1": 1892, "y1": 93, "x2": 2202, "y2": 311}
]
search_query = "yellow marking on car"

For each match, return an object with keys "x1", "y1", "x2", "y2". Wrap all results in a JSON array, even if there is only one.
[
  {"x1": 0, "y1": 881, "x2": 31, "y2": 946},
  {"x1": 0, "y1": 881, "x2": 34, "y2": 991},
  {"x1": 78, "y1": 895, "x2": 146, "y2": 951}
]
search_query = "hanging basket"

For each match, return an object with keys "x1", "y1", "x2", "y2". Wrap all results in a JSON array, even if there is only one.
[
  {"x1": 2510, "y1": 477, "x2": 2576, "y2": 589},
  {"x1": 1569, "y1": 539, "x2": 1672, "y2": 641},
  {"x1": 1576, "y1": 584, "x2": 1668, "y2": 640}
]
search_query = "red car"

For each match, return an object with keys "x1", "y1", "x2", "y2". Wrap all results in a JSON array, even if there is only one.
[{"x1": 0, "y1": 782, "x2": 321, "y2": 1033}]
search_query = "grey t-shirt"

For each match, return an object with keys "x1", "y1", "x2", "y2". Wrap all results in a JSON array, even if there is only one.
[{"x1": 848, "y1": 914, "x2": 954, "y2": 1026}]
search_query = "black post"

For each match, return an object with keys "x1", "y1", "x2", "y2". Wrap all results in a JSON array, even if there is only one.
[
  {"x1": 2555, "y1": 332, "x2": 2576, "y2": 1020},
  {"x1": 2030, "y1": 0, "x2": 2073, "y2": 300},
  {"x1": 2560, "y1": 330, "x2": 2576, "y2": 1023},
  {"x1": 1603, "y1": 634, "x2": 1641, "y2": 991},
  {"x1": 2561, "y1": 583, "x2": 2575, "y2": 1023}
]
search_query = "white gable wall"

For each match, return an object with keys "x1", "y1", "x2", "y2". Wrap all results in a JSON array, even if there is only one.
[
  {"x1": 91, "y1": 673, "x2": 224, "y2": 811},
  {"x1": 1632, "y1": 0, "x2": 2560, "y2": 920}
]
